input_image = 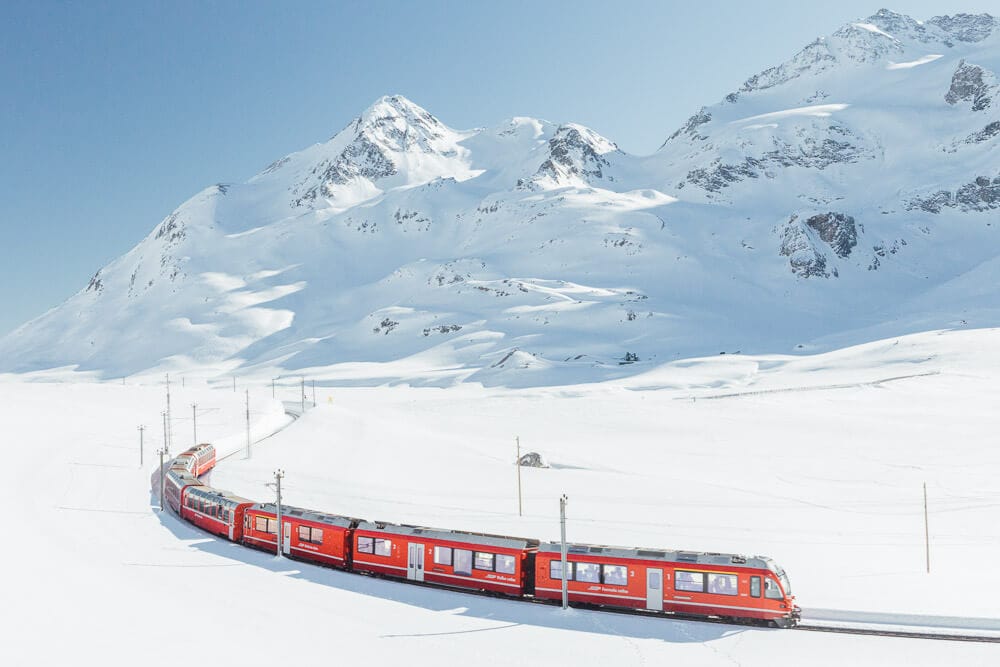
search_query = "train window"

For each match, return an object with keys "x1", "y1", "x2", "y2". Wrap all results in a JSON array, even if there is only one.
[
  {"x1": 764, "y1": 578, "x2": 783, "y2": 599},
  {"x1": 496, "y1": 555, "x2": 516, "y2": 574},
  {"x1": 357, "y1": 537, "x2": 374, "y2": 554},
  {"x1": 575, "y1": 562, "x2": 600, "y2": 583},
  {"x1": 297, "y1": 527, "x2": 323, "y2": 544},
  {"x1": 675, "y1": 570, "x2": 704, "y2": 593},
  {"x1": 374, "y1": 539, "x2": 392, "y2": 557},
  {"x1": 750, "y1": 576, "x2": 761, "y2": 598},
  {"x1": 255, "y1": 516, "x2": 268, "y2": 533},
  {"x1": 434, "y1": 546, "x2": 453, "y2": 566},
  {"x1": 474, "y1": 552, "x2": 495, "y2": 571},
  {"x1": 708, "y1": 573, "x2": 738, "y2": 596},
  {"x1": 454, "y1": 549, "x2": 473, "y2": 576},
  {"x1": 222, "y1": 509, "x2": 230, "y2": 522},
  {"x1": 199, "y1": 500, "x2": 206, "y2": 514},
  {"x1": 602, "y1": 564, "x2": 628, "y2": 586},
  {"x1": 550, "y1": 559, "x2": 574, "y2": 581}
]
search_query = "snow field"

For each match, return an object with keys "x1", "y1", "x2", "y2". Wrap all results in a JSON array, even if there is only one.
[{"x1": 2, "y1": 329, "x2": 997, "y2": 665}]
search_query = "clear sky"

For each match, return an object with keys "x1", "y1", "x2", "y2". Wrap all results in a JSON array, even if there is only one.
[{"x1": 0, "y1": 1, "x2": 993, "y2": 337}]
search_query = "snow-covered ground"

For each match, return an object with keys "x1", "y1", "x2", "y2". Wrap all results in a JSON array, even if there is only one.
[{"x1": 2, "y1": 328, "x2": 999, "y2": 665}]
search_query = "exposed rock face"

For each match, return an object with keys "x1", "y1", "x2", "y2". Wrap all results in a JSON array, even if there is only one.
[
  {"x1": 805, "y1": 212, "x2": 857, "y2": 258},
  {"x1": 966, "y1": 121, "x2": 1000, "y2": 144},
  {"x1": 740, "y1": 39, "x2": 838, "y2": 93},
  {"x1": 945, "y1": 61, "x2": 997, "y2": 111},
  {"x1": 521, "y1": 124, "x2": 619, "y2": 189},
  {"x1": 926, "y1": 13, "x2": 998, "y2": 43},
  {"x1": 684, "y1": 124, "x2": 870, "y2": 193},
  {"x1": 780, "y1": 219, "x2": 830, "y2": 278},
  {"x1": 779, "y1": 212, "x2": 858, "y2": 278},
  {"x1": 908, "y1": 175, "x2": 1000, "y2": 213},
  {"x1": 666, "y1": 109, "x2": 712, "y2": 143}
]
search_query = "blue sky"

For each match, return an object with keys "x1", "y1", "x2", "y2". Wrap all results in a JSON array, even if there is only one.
[{"x1": 0, "y1": 1, "x2": 992, "y2": 336}]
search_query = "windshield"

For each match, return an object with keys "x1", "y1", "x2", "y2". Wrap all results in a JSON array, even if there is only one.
[{"x1": 776, "y1": 567, "x2": 791, "y2": 595}]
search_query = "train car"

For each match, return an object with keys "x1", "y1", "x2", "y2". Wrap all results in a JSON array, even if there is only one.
[
  {"x1": 172, "y1": 444, "x2": 216, "y2": 477},
  {"x1": 242, "y1": 503, "x2": 360, "y2": 568},
  {"x1": 180, "y1": 485, "x2": 254, "y2": 541},
  {"x1": 351, "y1": 521, "x2": 539, "y2": 597},
  {"x1": 163, "y1": 467, "x2": 203, "y2": 514},
  {"x1": 533, "y1": 543, "x2": 799, "y2": 627},
  {"x1": 187, "y1": 443, "x2": 216, "y2": 476}
]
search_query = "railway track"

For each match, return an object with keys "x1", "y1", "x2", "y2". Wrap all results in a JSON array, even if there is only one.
[{"x1": 795, "y1": 623, "x2": 1000, "y2": 643}]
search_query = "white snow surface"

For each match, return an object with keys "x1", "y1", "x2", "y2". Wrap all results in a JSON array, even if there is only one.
[
  {"x1": 2, "y1": 328, "x2": 999, "y2": 665},
  {"x1": 1, "y1": 11, "x2": 999, "y2": 386}
]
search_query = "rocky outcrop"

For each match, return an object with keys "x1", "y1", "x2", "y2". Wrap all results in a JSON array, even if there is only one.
[
  {"x1": 926, "y1": 13, "x2": 998, "y2": 43},
  {"x1": 945, "y1": 61, "x2": 997, "y2": 112},
  {"x1": 805, "y1": 212, "x2": 857, "y2": 258},
  {"x1": 779, "y1": 212, "x2": 858, "y2": 278},
  {"x1": 684, "y1": 125, "x2": 870, "y2": 192},
  {"x1": 907, "y1": 175, "x2": 1000, "y2": 213},
  {"x1": 780, "y1": 220, "x2": 830, "y2": 278},
  {"x1": 966, "y1": 121, "x2": 1000, "y2": 144},
  {"x1": 666, "y1": 109, "x2": 712, "y2": 143}
]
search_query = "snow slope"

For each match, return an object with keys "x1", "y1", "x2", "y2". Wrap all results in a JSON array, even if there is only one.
[
  {"x1": 1, "y1": 11, "x2": 998, "y2": 385},
  {"x1": 2, "y1": 327, "x2": 998, "y2": 665}
]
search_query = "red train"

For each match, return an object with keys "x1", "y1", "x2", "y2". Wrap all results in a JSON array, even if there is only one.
[{"x1": 156, "y1": 444, "x2": 799, "y2": 627}]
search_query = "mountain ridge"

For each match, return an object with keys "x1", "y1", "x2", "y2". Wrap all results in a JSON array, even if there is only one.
[{"x1": 3, "y1": 9, "x2": 998, "y2": 386}]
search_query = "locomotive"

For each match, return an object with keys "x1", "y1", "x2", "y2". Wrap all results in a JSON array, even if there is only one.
[{"x1": 157, "y1": 444, "x2": 800, "y2": 628}]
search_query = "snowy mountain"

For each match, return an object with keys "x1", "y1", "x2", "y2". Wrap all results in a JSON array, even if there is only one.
[{"x1": 3, "y1": 10, "x2": 999, "y2": 385}]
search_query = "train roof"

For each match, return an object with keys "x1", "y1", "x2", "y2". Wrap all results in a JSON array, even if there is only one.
[
  {"x1": 250, "y1": 503, "x2": 361, "y2": 529},
  {"x1": 538, "y1": 542, "x2": 776, "y2": 571},
  {"x1": 186, "y1": 485, "x2": 253, "y2": 507},
  {"x1": 189, "y1": 443, "x2": 214, "y2": 457},
  {"x1": 356, "y1": 521, "x2": 539, "y2": 551},
  {"x1": 166, "y1": 468, "x2": 202, "y2": 486}
]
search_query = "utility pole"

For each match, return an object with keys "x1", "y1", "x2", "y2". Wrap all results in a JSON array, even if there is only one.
[
  {"x1": 233, "y1": 375, "x2": 236, "y2": 392},
  {"x1": 924, "y1": 482, "x2": 930, "y2": 574},
  {"x1": 165, "y1": 373, "x2": 172, "y2": 454},
  {"x1": 312, "y1": 380, "x2": 316, "y2": 407},
  {"x1": 560, "y1": 494, "x2": 568, "y2": 609},
  {"x1": 516, "y1": 436, "x2": 523, "y2": 517},
  {"x1": 274, "y1": 469, "x2": 285, "y2": 558},
  {"x1": 245, "y1": 389, "x2": 251, "y2": 459},
  {"x1": 161, "y1": 411, "x2": 168, "y2": 456},
  {"x1": 138, "y1": 425, "x2": 145, "y2": 467},
  {"x1": 300, "y1": 377, "x2": 305, "y2": 414},
  {"x1": 272, "y1": 377, "x2": 276, "y2": 399},
  {"x1": 191, "y1": 403, "x2": 198, "y2": 445},
  {"x1": 157, "y1": 448, "x2": 166, "y2": 511}
]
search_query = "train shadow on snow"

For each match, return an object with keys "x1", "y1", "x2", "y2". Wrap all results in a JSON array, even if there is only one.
[{"x1": 150, "y1": 495, "x2": 753, "y2": 644}]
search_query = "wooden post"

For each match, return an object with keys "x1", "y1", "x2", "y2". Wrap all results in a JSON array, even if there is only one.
[
  {"x1": 924, "y1": 482, "x2": 930, "y2": 574},
  {"x1": 516, "y1": 436, "x2": 522, "y2": 517}
]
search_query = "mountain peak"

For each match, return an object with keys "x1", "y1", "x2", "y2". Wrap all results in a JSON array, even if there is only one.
[
  {"x1": 286, "y1": 94, "x2": 475, "y2": 209},
  {"x1": 518, "y1": 123, "x2": 620, "y2": 190},
  {"x1": 348, "y1": 94, "x2": 449, "y2": 149}
]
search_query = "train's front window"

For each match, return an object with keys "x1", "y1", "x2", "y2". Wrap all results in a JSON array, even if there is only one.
[
  {"x1": 778, "y1": 570, "x2": 791, "y2": 596},
  {"x1": 764, "y1": 577, "x2": 783, "y2": 599}
]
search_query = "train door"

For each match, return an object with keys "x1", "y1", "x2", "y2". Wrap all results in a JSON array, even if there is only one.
[
  {"x1": 283, "y1": 522, "x2": 291, "y2": 555},
  {"x1": 407, "y1": 543, "x2": 425, "y2": 582},
  {"x1": 646, "y1": 568, "x2": 663, "y2": 611}
]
